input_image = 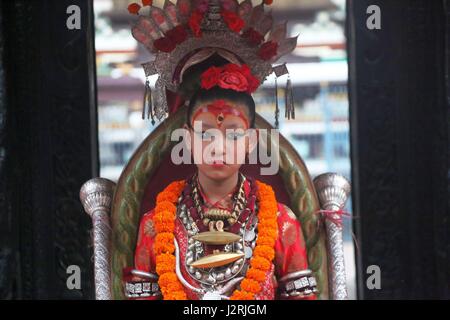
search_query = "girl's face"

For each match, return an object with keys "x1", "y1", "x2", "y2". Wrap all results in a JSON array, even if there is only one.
[{"x1": 185, "y1": 99, "x2": 255, "y2": 181}]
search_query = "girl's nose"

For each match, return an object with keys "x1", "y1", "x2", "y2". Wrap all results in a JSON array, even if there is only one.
[{"x1": 212, "y1": 137, "x2": 226, "y2": 156}]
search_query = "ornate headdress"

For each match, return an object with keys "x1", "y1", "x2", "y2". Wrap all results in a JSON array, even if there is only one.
[{"x1": 129, "y1": 0, "x2": 298, "y2": 127}]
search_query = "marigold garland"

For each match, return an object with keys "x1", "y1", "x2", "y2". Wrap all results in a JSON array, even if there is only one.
[
  {"x1": 152, "y1": 180, "x2": 187, "y2": 300},
  {"x1": 152, "y1": 179, "x2": 278, "y2": 300},
  {"x1": 246, "y1": 268, "x2": 267, "y2": 282}
]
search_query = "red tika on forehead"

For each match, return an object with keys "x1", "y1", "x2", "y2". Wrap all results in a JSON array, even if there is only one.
[{"x1": 192, "y1": 99, "x2": 249, "y2": 128}]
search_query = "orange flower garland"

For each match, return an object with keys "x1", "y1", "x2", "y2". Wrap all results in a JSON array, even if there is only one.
[
  {"x1": 230, "y1": 181, "x2": 278, "y2": 300},
  {"x1": 152, "y1": 179, "x2": 278, "y2": 300},
  {"x1": 152, "y1": 180, "x2": 187, "y2": 300}
]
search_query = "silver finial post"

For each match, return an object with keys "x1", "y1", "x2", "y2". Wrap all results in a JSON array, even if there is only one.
[
  {"x1": 313, "y1": 173, "x2": 351, "y2": 300},
  {"x1": 80, "y1": 178, "x2": 116, "y2": 300}
]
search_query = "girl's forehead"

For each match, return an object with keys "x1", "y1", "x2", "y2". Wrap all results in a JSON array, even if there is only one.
[
  {"x1": 194, "y1": 99, "x2": 248, "y2": 114},
  {"x1": 193, "y1": 112, "x2": 248, "y2": 128},
  {"x1": 191, "y1": 99, "x2": 250, "y2": 128}
]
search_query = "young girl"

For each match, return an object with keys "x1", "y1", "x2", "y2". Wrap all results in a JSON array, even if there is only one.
[{"x1": 127, "y1": 59, "x2": 318, "y2": 300}]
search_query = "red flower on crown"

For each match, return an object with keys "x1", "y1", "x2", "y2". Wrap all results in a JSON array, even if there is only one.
[
  {"x1": 153, "y1": 25, "x2": 188, "y2": 52},
  {"x1": 189, "y1": 9, "x2": 205, "y2": 38},
  {"x1": 165, "y1": 25, "x2": 188, "y2": 45},
  {"x1": 128, "y1": 0, "x2": 153, "y2": 15},
  {"x1": 243, "y1": 28, "x2": 265, "y2": 46},
  {"x1": 221, "y1": 10, "x2": 245, "y2": 33},
  {"x1": 200, "y1": 64, "x2": 260, "y2": 94},
  {"x1": 153, "y1": 37, "x2": 176, "y2": 53},
  {"x1": 128, "y1": 3, "x2": 141, "y2": 15},
  {"x1": 201, "y1": 67, "x2": 222, "y2": 89},
  {"x1": 258, "y1": 41, "x2": 279, "y2": 60}
]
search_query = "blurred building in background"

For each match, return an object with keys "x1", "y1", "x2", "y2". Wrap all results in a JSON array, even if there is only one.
[{"x1": 94, "y1": 0, "x2": 354, "y2": 299}]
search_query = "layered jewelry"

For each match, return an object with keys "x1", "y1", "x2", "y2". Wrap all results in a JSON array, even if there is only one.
[
  {"x1": 152, "y1": 175, "x2": 279, "y2": 300},
  {"x1": 191, "y1": 173, "x2": 247, "y2": 227},
  {"x1": 180, "y1": 173, "x2": 257, "y2": 289}
]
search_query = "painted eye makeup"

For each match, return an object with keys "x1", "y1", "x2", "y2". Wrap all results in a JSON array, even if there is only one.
[
  {"x1": 226, "y1": 131, "x2": 245, "y2": 141},
  {"x1": 194, "y1": 130, "x2": 214, "y2": 140},
  {"x1": 193, "y1": 130, "x2": 246, "y2": 141}
]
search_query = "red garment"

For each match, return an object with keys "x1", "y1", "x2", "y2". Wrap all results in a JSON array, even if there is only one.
[{"x1": 132, "y1": 178, "x2": 316, "y2": 300}]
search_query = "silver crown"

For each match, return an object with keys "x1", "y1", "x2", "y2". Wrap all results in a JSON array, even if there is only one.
[{"x1": 131, "y1": 0, "x2": 298, "y2": 123}]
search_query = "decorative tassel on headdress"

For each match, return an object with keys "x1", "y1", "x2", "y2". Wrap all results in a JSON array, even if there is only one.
[
  {"x1": 285, "y1": 75, "x2": 295, "y2": 120},
  {"x1": 142, "y1": 77, "x2": 155, "y2": 125},
  {"x1": 273, "y1": 63, "x2": 293, "y2": 124},
  {"x1": 274, "y1": 77, "x2": 280, "y2": 129}
]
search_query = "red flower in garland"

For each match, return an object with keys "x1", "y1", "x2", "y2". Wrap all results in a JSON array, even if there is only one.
[
  {"x1": 221, "y1": 10, "x2": 245, "y2": 33},
  {"x1": 258, "y1": 41, "x2": 278, "y2": 60},
  {"x1": 189, "y1": 9, "x2": 204, "y2": 38},
  {"x1": 243, "y1": 28, "x2": 265, "y2": 46},
  {"x1": 200, "y1": 64, "x2": 260, "y2": 94}
]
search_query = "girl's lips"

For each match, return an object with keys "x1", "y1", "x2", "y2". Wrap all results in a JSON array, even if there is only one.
[{"x1": 210, "y1": 160, "x2": 227, "y2": 168}]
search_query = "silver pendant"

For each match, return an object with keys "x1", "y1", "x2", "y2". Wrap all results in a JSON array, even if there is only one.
[
  {"x1": 202, "y1": 291, "x2": 223, "y2": 300},
  {"x1": 244, "y1": 246, "x2": 253, "y2": 259},
  {"x1": 245, "y1": 229, "x2": 256, "y2": 242}
]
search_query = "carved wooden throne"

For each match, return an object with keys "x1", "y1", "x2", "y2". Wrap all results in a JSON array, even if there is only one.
[{"x1": 80, "y1": 106, "x2": 351, "y2": 300}]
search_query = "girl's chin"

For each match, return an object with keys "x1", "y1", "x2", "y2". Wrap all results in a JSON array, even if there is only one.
[{"x1": 198, "y1": 167, "x2": 239, "y2": 180}]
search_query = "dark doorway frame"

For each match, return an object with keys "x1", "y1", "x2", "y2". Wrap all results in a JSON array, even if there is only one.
[
  {"x1": 347, "y1": 0, "x2": 450, "y2": 299},
  {"x1": 0, "y1": 0, "x2": 98, "y2": 299}
]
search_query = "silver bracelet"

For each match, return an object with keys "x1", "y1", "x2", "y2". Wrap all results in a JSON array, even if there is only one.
[
  {"x1": 130, "y1": 269, "x2": 159, "y2": 280},
  {"x1": 279, "y1": 269, "x2": 313, "y2": 283},
  {"x1": 124, "y1": 280, "x2": 161, "y2": 298},
  {"x1": 279, "y1": 270, "x2": 318, "y2": 298}
]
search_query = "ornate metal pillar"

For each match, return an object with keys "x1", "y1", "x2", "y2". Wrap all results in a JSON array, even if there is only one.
[
  {"x1": 80, "y1": 178, "x2": 116, "y2": 300},
  {"x1": 314, "y1": 173, "x2": 351, "y2": 300}
]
